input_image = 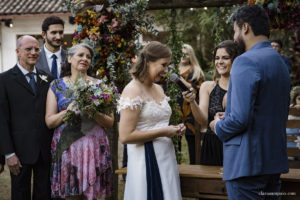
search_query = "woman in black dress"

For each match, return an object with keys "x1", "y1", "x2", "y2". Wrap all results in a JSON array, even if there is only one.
[{"x1": 182, "y1": 40, "x2": 238, "y2": 166}]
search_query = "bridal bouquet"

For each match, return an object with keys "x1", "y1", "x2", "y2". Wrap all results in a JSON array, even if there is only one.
[{"x1": 63, "y1": 74, "x2": 119, "y2": 124}]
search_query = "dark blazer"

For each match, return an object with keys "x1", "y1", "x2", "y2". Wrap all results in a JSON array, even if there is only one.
[
  {"x1": 215, "y1": 41, "x2": 290, "y2": 181},
  {"x1": 281, "y1": 55, "x2": 291, "y2": 73},
  {"x1": 0, "y1": 65, "x2": 53, "y2": 165},
  {"x1": 36, "y1": 46, "x2": 67, "y2": 78},
  {"x1": 0, "y1": 155, "x2": 4, "y2": 165}
]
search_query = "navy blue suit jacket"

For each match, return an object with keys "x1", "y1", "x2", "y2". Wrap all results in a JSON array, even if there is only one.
[
  {"x1": 281, "y1": 56, "x2": 291, "y2": 73},
  {"x1": 215, "y1": 41, "x2": 290, "y2": 181}
]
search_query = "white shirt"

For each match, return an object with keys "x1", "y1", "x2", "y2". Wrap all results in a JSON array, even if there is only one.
[
  {"x1": 43, "y1": 44, "x2": 62, "y2": 78},
  {"x1": 17, "y1": 63, "x2": 37, "y2": 82}
]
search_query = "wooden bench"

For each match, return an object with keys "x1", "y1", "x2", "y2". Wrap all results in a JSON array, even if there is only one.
[{"x1": 116, "y1": 164, "x2": 300, "y2": 199}]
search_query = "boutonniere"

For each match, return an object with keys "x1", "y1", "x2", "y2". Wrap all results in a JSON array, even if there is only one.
[{"x1": 39, "y1": 75, "x2": 48, "y2": 82}]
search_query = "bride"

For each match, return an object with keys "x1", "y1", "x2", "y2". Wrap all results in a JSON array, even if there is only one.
[{"x1": 118, "y1": 41, "x2": 185, "y2": 200}]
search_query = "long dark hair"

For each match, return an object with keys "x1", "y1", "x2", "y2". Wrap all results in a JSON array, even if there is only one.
[
  {"x1": 60, "y1": 43, "x2": 94, "y2": 77},
  {"x1": 213, "y1": 40, "x2": 238, "y2": 81},
  {"x1": 130, "y1": 41, "x2": 171, "y2": 82}
]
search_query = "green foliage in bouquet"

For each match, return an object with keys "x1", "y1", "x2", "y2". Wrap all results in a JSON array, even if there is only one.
[{"x1": 62, "y1": 73, "x2": 120, "y2": 123}]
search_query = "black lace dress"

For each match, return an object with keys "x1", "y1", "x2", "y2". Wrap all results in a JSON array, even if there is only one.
[{"x1": 200, "y1": 83, "x2": 227, "y2": 166}]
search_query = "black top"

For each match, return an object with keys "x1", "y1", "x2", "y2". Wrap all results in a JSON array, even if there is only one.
[
  {"x1": 200, "y1": 83, "x2": 227, "y2": 166},
  {"x1": 0, "y1": 155, "x2": 4, "y2": 165}
]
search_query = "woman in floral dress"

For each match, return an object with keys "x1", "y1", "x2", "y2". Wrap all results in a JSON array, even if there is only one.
[{"x1": 45, "y1": 43, "x2": 114, "y2": 200}]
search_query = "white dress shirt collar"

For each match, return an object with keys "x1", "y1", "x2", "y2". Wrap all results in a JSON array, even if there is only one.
[
  {"x1": 17, "y1": 63, "x2": 37, "y2": 81},
  {"x1": 44, "y1": 44, "x2": 62, "y2": 78},
  {"x1": 44, "y1": 44, "x2": 62, "y2": 59},
  {"x1": 17, "y1": 63, "x2": 37, "y2": 75}
]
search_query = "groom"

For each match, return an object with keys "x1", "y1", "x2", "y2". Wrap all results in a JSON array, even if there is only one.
[
  {"x1": 0, "y1": 35, "x2": 53, "y2": 200},
  {"x1": 210, "y1": 5, "x2": 290, "y2": 199}
]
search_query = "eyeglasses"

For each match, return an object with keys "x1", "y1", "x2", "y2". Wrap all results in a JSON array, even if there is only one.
[{"x1": 19, "y1": 47, "x2": 40, "y2": 52}]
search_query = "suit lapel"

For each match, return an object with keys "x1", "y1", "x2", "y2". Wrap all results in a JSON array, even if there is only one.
[
  {"x1": 12, "y1": 65, "x2": 35, "y2": 95},
  {"x1": 39, "y1": 48, "x2": 51, "y2": 75},
  {"x1": 61, "y1": 49, "x2": 67, "y2": 62},
  {"x1": 36, "y1": 72, "x2": 42, "y2": 96}
]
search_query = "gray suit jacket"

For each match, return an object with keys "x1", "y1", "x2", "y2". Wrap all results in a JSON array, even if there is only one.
[{"x1": 36, "y1": 46, "x2": 67, "y2": 78}]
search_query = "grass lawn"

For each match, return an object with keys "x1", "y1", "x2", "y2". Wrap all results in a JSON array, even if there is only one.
[{"x1": 0, "y1": 136, "x2": 195, "y2": 200}]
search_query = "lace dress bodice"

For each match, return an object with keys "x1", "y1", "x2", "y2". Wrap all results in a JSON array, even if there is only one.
[{"x1": 118, "y1": 96, "x2": 172, "y2": 131}]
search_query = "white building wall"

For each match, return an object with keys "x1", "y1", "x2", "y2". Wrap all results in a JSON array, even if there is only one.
[{"x1": 0, "y1": 15, "x2": 76, "y2": 72}]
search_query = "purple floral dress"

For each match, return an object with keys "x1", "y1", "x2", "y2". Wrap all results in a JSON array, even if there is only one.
[{"x1": 50, "y1": 78, "x2": 112, "y2": 200}]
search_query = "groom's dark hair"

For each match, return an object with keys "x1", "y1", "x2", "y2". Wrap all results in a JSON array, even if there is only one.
[{"x1": 232, "y1": 5, "x2": 270, "y2": 38}]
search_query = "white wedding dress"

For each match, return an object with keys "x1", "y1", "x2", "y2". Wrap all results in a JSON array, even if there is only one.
[{"x1": 118, "y1": 96, "x2": 182, "y2": 200}]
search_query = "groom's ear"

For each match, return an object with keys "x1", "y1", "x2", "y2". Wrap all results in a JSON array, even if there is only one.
[{"x1": 242, "y1": 23, "x2": 250, "y2": 35}]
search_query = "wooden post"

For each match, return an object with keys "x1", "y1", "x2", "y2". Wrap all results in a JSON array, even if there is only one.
[{"x1": 106, "y1": 114, "x2": 119, "y2": 200}]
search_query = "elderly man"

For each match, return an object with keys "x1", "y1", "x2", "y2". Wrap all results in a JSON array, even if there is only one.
[{"x1": 0, "y1": 35, "x2": 53, "y2": 200}]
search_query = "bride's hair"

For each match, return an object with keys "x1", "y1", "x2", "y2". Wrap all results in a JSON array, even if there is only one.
[{"x1": 130, "y1": 41, "x2": 171, "y2": 82}]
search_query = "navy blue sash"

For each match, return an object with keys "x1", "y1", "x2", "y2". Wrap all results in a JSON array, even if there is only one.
[{"x1": 145, "y1": 141, "x2": 164, "y2": 200}]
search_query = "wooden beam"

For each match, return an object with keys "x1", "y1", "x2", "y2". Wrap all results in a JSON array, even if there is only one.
[{"x1": 147, "y1": 0, "x2": 242, "y2": 10}]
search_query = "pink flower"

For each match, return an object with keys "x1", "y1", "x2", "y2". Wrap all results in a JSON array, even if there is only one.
[
  {"x1": 112, "y1": 18, "x2": 118, "y2": 28},
  {"x1": 74, "y1": 32, "x2": 80, "y2": 39},
  {"x1": 98, "y1": 15, "x2": 108, "y2": 24},
  {"x1": 89, "y1": 33, "x2": 97, "y2": 41}
]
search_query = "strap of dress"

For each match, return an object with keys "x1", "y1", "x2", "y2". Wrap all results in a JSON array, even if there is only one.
[
  {"x1": 145, "y1": 141, "x2": 164, "y2": 200},
  {"x1": 117, "y1": 96, "x2": 144, "y2": 113}
]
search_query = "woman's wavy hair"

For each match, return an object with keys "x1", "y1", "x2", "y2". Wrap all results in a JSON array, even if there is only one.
[
  {"x1": 61, "y1": 43, "x2": 94, "y2": 77},
  {"x1": 182, "y1": 43, "x2": 204, "y2": 81},
  {"x1": 130, "y1": 41, "x2": 171, "y2": 82},
  {"x1": 213, "y1": 40, "x2": 238, "y2": 81}
]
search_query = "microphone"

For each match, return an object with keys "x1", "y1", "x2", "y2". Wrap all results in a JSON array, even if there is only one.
[{"x1": 170, "y1": 73, "x2": 191, "y2": 92}]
